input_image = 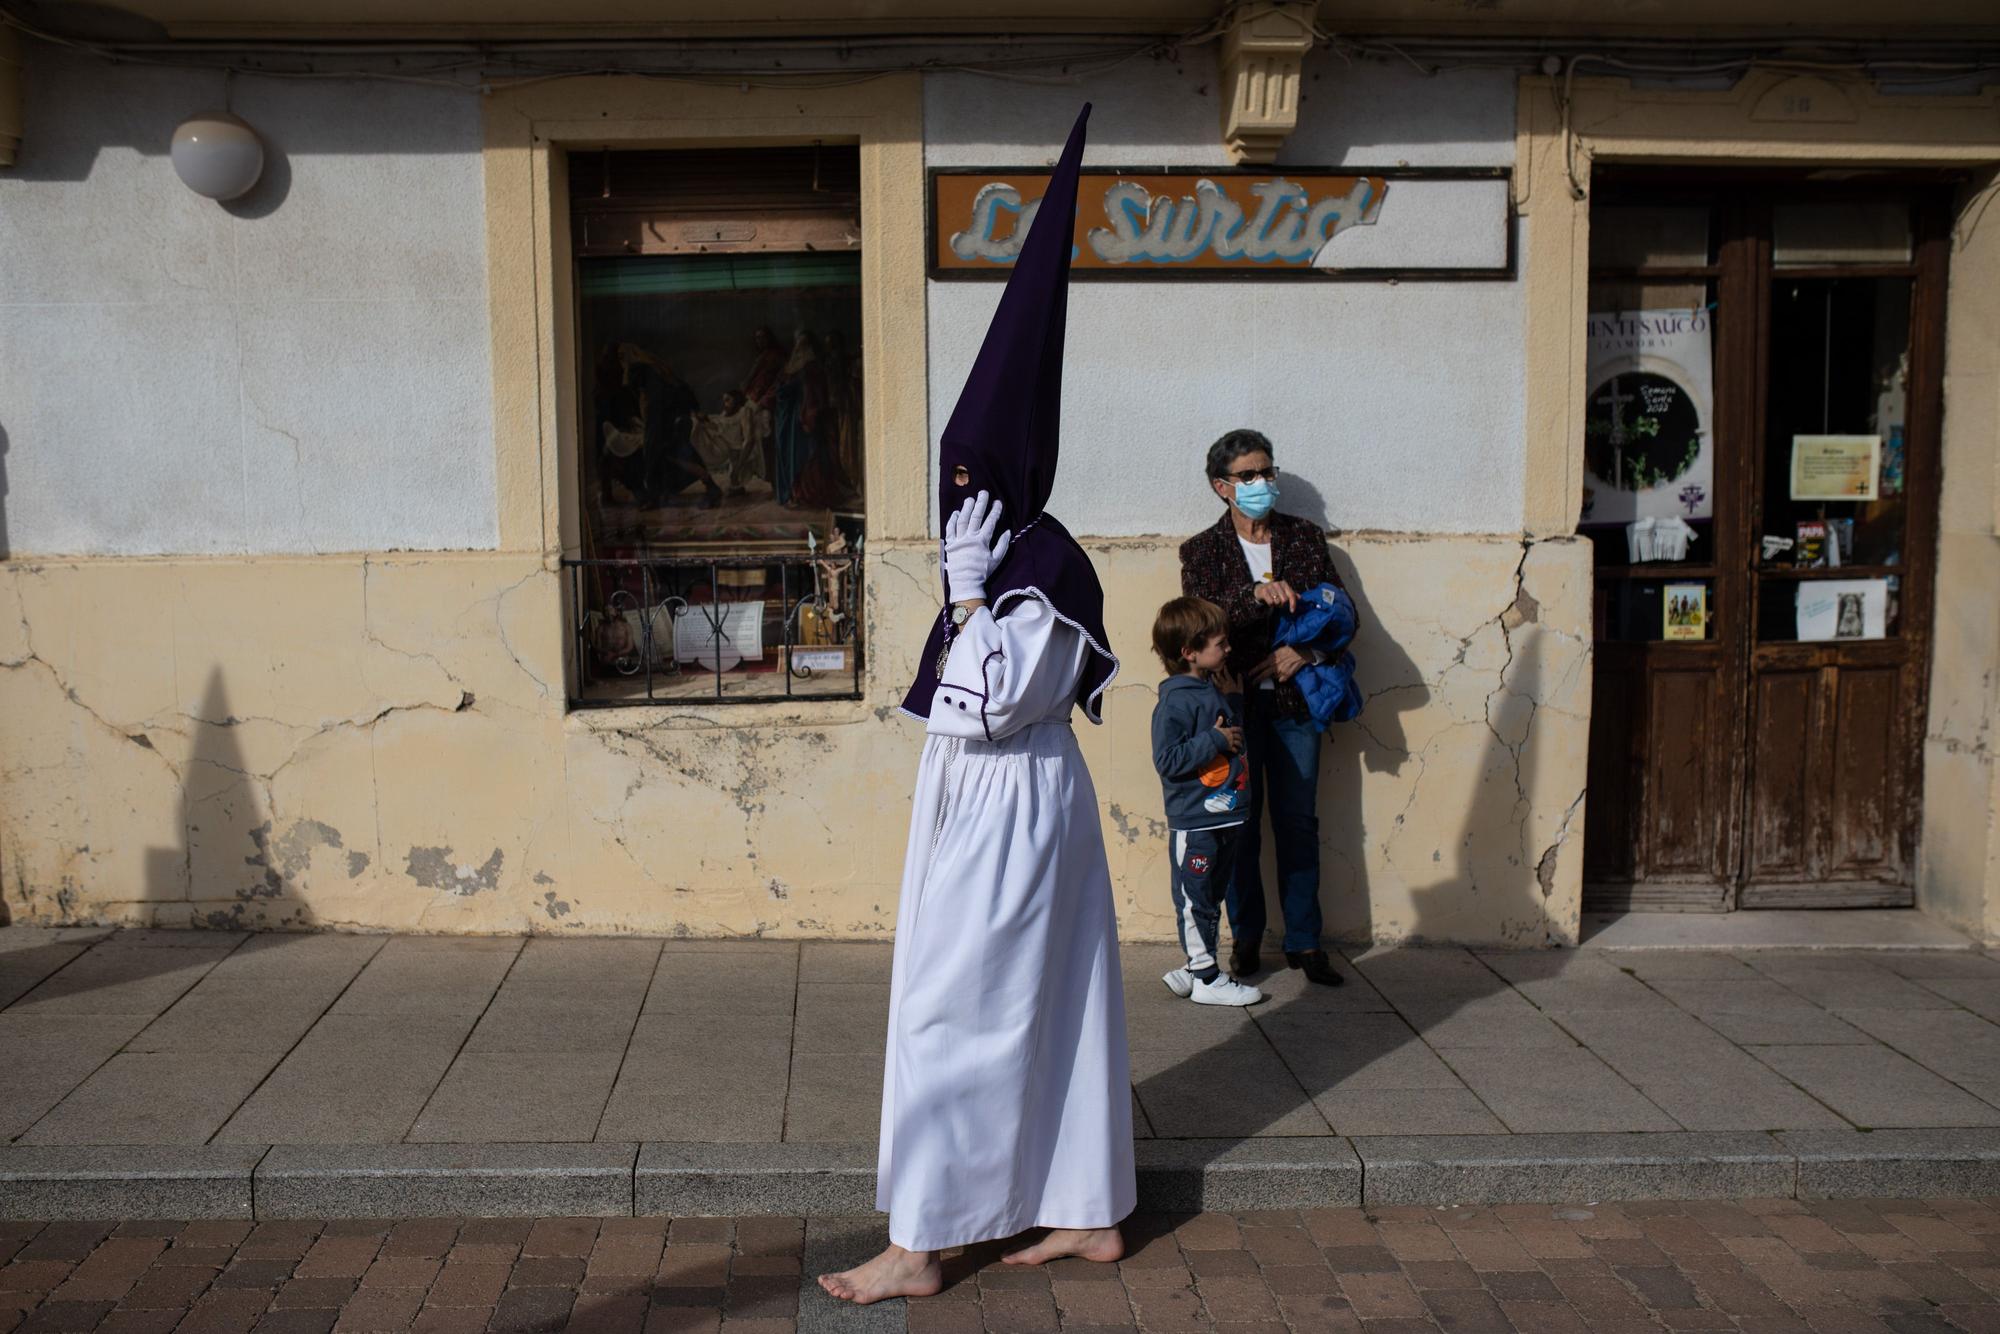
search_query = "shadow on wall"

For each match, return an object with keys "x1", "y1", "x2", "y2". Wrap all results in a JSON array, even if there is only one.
[
  {"x1": 1132, "y1": 615, "x2": 1557, "y2": 1181},
  {"x1": 142, "y1": 665, "x2": 322, "y2": 933}
]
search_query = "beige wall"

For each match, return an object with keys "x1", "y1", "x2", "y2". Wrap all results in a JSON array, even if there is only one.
[{"x1": 0, "y1": 532, "x2": 1590, "y2": 945}]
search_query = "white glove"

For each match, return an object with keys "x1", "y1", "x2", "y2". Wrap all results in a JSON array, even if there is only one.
[{"x1": 942, "y1": 491, "x2": 1012, "y2": 604}]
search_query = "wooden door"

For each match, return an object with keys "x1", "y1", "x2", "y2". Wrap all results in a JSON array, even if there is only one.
[
  {"x1": 1580, "y1": 175, "x2": 1947, "y2": 911},
  {"x1": 1737, "y1": 197, "x2": 1947, "y2": 906}
]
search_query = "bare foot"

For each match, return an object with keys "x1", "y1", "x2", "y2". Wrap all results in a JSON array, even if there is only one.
[
  {"x1": 817, "y1": 1244, "x2": 943, "y2": 1305},
  {"x1": 1003, "y1": 1226, "x2": 1125, "y2": 1266}
]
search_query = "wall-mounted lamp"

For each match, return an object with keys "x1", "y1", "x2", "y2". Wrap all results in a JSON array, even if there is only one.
[{"x1": 170, "y1": 111, "x2": 264, "y2": 200}]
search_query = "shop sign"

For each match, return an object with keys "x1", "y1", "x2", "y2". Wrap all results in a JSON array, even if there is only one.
[{"x1": 928, "y1": 168, "x2": 1511, "y2": 279}]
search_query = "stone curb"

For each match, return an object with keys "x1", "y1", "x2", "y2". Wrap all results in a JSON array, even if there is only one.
[
  {"x1": 8, "y1": 1132, "x2": 2000, "y2": 1219},
  {"x1": 254, "y1": 1144, "x2": 638, "y2": 1220},
  {"x1": 0, "y1": 1146, "x2": 267, "y2": 1220},
  {"x1": 1352, "y1": 1133, "x2": 1796, "y2": 1205}
]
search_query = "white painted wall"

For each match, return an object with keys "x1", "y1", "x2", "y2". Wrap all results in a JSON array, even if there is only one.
[
  {"x1": 0, "y1": 52, "x2": 495, "y2": 557},
  {"x1": 923, "y1": 56, "x2": 1525, "y2": 537}
]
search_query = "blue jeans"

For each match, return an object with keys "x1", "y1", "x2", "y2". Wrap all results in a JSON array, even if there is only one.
[{"x1": 1226, "y1": 696, "x2": 1323, "y2": 955}]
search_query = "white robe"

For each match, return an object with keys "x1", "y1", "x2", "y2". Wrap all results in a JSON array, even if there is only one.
[{"x1": 878, "y1": 596, "x2": 1135, "y2": 1252}]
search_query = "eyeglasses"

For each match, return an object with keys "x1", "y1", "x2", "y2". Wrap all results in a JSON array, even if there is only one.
[{"x1": 1224, "y1": 466, "x2": 1279, "y2": 483}]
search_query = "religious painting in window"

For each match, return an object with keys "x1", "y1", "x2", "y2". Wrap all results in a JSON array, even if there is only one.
[{"x1": 563, "y1": 147, "x2": 865, "y2": 705}]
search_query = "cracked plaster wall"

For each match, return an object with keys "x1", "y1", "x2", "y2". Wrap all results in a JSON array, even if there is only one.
[{"x1": 0, "y1": 535, "x2": 1592, "y2": 946}]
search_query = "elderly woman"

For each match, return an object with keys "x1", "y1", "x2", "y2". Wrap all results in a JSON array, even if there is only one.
[{"x1": 1178, "y1": 429, "x2": 1348, "y2": 986}]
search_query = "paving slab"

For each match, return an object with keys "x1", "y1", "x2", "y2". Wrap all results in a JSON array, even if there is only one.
[
  {"x1": 1437, "y1": 1047, "x2": 1679, "y2": 1134},
  {"x1": 1396, "y1": 996, "x2": 1581, "y2": 1050},
  {"x1": 212, "y1": 1014, "x2": 476, "y2": 1145},
  {"x1": 784, "y1": 1054, "x2": 887, "y2": 1143},
  {"x1": 1645, "y1": 977, "x2": 1870, "y2": 1044},
  {"x1": 791, "y1": 984, "x2": 890, "y2": 1054},
  {"x1": 18, "y1": 1050, "x2": 281, "y2": 1146},
  {"x1": 647, "y1": 946, "x2": 799, "y2": 1016},
  {"x1": 1742, "y1": 954, "x2": 1963, "y2": 1012},
  {"x1": 0, "y1": 1145, "x2": 266, "y2": 1220},
  {"x1": 122, "y1": 992, "x2": 344, "y2": 1055},
  {"x1": 406, "y1": 1051, "x2": 625, "y2": 1143},
  {"x1": 1836, "y1": 1007, "x2": 2000, "y2": 1099},
  {"x1": 1132, "y1": 1043, "x2": 1332, "y2": 1138},
  {"x1": 255, "y1": 1143, "x2": 637, "y2": 1218},
  {"x1": 0, "y1": 939, "x2": 92, "y2": 1009},
  {"x1": 798, "y1": 942, "x2": 894, "y2": 985},
  {"x1": 461, "y1": 996, "x2": 645, "y2": 1054},
  {"x1": 1354, "y1": 1132, "x2": 1796, "y2": 1204},
  {"x1": 5, "y1": 944, "x2": 228, "y2": 1017},
  {"x1": 1553, "y1": 1008, "x2": 1847, "y2": 1131},
  {"x1": 638, "y1": 1143, "x2": 878, "y2": 1216},
  {"x1": 1313, "y1": 1087, "x2": 1509, "y2": 1136},
  {"x1": 0, "y1": 1013, "x2": 154, "y2": 1140},
  {"x1": 598, "y1": 1038, "x2": 792, "y2": 1142},
  {"x1": 1257, "y1": 1011, "x2": 1467, "y2": 1092},
  {"x1": 1750, "y1": 1044, "x2": 2000, "y2": 1129},
  {"x1": 1911, "y1": 977, "x2": 2000, "y2": 1022},
  {"x1": 1475, "y1": 952, "x2": 1682, "y2": 1012},
  {"x1": 325, "y1": 935, "x2": 521, "y2": 1017}
]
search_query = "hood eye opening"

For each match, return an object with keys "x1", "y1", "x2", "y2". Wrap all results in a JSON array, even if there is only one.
[{"x1": 951, "y1": 465, "x2": 971, "y2": 487}]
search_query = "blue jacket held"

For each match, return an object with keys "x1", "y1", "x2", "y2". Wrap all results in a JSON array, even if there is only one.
[{"x1": 1273, "y1": 582, "x2": 1363, "y2": 729}]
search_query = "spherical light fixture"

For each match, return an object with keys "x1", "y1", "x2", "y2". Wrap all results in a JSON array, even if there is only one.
[{"x1": 170, "y1": 112, "x2": 264, "y2": 200}]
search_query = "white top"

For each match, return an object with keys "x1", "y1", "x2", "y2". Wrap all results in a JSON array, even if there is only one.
[{"x1": 1237, "y1": 536, "x2": 1277, "y2": 690}]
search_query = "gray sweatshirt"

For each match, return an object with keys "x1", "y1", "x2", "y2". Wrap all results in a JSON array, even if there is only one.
[{"x1": 1151, "y1": 673, "x2": 1250, "y2": 832}]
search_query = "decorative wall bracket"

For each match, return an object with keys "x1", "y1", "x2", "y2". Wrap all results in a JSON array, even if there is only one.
[{"x1": 1216, "y1": 0, "x2": 1319, "y2": 165}]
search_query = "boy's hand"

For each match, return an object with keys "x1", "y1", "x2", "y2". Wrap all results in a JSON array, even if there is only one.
[{"x1": 1214, "y1": 713, "x2": 1244, "y2": 754}]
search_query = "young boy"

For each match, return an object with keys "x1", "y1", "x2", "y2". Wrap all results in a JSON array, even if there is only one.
[{"x1": 1150, "y1": 597, "x2": 1264, "y2": 1007}]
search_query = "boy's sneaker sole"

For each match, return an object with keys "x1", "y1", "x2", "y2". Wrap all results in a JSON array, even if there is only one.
[{"x1": 1161, "y1": 968, "x2": 1194, "y2": 998}]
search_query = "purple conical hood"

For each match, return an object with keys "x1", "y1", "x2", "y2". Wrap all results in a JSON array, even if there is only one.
[
  {"x1": 936, "y1": 102, "x2": 1089, "y2": 531},
  {"x1": 902, "y1": 103, "x2": 1118, "y2": 725}
]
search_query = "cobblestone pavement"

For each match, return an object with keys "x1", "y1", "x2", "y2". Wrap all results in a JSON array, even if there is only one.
[{"x1": 11, "y1": 1197, "x2": 2000, "y2": 1334}]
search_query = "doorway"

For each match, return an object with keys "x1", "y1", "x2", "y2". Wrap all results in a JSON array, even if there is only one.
[{"x1": 1580, "y1": 171, "x2": 1951, "y2": 911}]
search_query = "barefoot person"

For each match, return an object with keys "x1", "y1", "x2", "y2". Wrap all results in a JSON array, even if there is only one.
[{"x1": 820, "y1": 104, "x2": 1134, "y2": 1306}]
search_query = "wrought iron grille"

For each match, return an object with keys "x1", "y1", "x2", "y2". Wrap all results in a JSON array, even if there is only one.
[{"x1": 563, "y1": 552, "x2": 863, "y2": 707}]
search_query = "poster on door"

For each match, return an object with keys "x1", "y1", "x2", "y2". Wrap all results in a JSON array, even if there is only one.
[{"x1": 1581, "y1": 307, "x2": 1715, "y2": 526}]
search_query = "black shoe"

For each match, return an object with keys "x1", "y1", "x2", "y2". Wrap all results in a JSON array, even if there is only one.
[
  {"x1": 1286, "y1": 949, "x2": 1344, "y2": 986},
  {"x1": 1229, "y1": 941, "x2": 1261, "y2": 978}
]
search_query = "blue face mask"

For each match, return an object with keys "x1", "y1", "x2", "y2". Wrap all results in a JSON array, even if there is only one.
[{"x1": 1232, "y1": 478, "x2": 1278, "y2": 519}]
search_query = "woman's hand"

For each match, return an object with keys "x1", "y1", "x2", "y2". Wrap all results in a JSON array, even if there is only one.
[
  {"x1": 1213, "y1": 713, "x2": 1244, "y2": 755},
  {"x1": 1248, "y1": 646, "x2": 1313, "y2": 685},
  {"x1": 1253, "y1": 580, "x2": 1300, "y2": 612},
  {"x1": 1213, "y1": 665, "x2": 1243, "y2": 697}
]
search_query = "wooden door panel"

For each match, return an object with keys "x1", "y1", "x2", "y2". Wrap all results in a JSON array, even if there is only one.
[
  {"x1": 1645, "y1": 668, "x2": 1723, "y2": 878},
  {"x1": 1585, "y1": 658, "x2": 1639, "y2": 885},
  {"x1": 1746, "y1": 669, "x2": 1815, "y2": 881},
  {"x1": 1827, "y1": 665, "x2": 1902, "y2": 879}
]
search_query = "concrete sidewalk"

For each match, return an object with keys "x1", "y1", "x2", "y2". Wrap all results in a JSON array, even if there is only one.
[{"x1": 9, "y1": 926, "x2": 2000, "y2": 1219}]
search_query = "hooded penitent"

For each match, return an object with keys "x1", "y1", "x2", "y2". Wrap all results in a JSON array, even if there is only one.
[{"x1": 900, "y1": 103, "x2": 1118, "y2": 723}]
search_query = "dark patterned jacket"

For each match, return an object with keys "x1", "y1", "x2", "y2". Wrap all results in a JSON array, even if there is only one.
[{"x1": 1178, "y1": 509, "x2": 1351, "y2": 722}]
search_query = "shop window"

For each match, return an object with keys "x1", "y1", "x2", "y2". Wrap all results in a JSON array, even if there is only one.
[{"x1": 563, "y1": 147, "x2": 865, "y2": 706}]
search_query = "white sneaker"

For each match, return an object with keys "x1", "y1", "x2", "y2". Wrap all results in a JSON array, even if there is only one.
[
  {"x1": 1162, "y1": 967, "x2": 1194, "y2": 998},
  {"x1": 1190, "y1": 974, "x2": 1264, "y2": 1007}
]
